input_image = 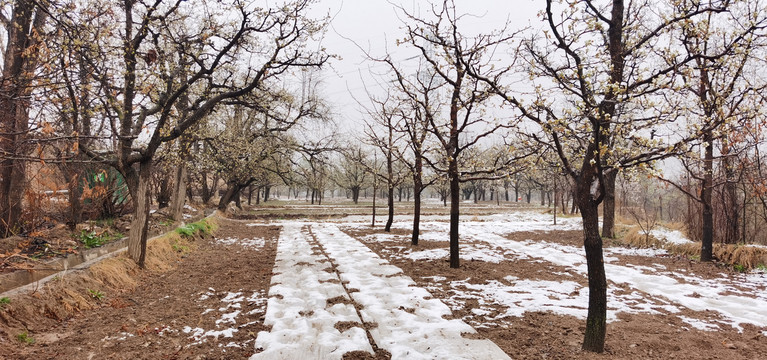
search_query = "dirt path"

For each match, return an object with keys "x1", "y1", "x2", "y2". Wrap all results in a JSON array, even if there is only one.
[{"x1": 9, "y1": 219, "x2": 279, "y2": 360}]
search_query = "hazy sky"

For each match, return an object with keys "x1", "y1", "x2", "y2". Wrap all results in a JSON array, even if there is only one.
[{"x1": 306, "y1": 0, "x2": 541, "y2": 130}]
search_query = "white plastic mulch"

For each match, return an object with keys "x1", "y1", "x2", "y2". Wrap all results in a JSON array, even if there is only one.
[
  {"x1": 252, "y1": 222, "x2": 510, "y2": 360},
  {"x1": 313, "y1": 223, "x2": 510, "y2": 360},
  {"x1": 251, "y1": 223, "x2": 371, "y2": 359}
]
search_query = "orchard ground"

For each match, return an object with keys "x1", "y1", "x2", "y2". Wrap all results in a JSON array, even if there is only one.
[{"x1": 1, "y1": 199, "x2": 766, "y2": 359}]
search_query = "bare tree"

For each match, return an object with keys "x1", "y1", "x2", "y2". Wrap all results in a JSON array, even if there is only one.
[
  {"x1": 59, "y1": 0, "x2": 329, "y2": 267},
  {"x1": 466, "y1": 0, "x2": 761, "y2": 353},
  {"x1": 395, "y1": 0, "x2": 527, "y2": 268}
]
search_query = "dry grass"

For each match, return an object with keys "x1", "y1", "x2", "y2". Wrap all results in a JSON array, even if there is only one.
[{"x1": 618, "y1": 220, "x2": 767, "y2": 270}]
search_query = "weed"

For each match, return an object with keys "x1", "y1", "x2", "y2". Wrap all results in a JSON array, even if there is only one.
[
  {"x1": 16, "y1": 332, "x2": 34, "y2": 345},
  {"x1": 757, "y1": 264, "x2": 767, "y2": 271},
  {"x1": 74, "y1": 230, "x2": 124, "y2": 249},
  {"x1": 94, "y1": 217, "x2": 116, "y2": 228},
  {"x1": 733, "y1": 264, "x2": 747, "y2": 273},
  {"x1": 0, "y1": 297, "x2": 10, "y2": 308},
  {"x1": 87, "y1": 289, "x2": 105, "y2": 301},
  {"x1": 160, "y1": 219, "x2": 175, "y2": 227},
  {"x1": 175, "y1": 220, "x2": 212, "y2": 238},
  {"x1": 171, "y1": 240, "x2": 189, "y2": 253}
]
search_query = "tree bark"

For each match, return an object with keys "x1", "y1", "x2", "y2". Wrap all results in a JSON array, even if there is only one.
[
  {"x1": 601, "y1": 170, "x2": 617, "y2": 238},
  {"x1": 385, "y1": 184, "x2": 394, "y2": 232},
  {"x1": 411, "y1": 155, "x2": 423, "y2": 246},
  {"x1": 127, "y1": 161, "x2": 152, "y2": 268},
  {"x1": 169, "y1": 156, "x2": 189, "y2": 221},
  {"x1": 449, "y1": 158, "x2": 460, "y2": 268},
  {"x1": 580, "y1": 199, "x2": 607, "y2": 352},
  {"x1": 701, "y1": 130, "x2": 714, "y2": 261}
]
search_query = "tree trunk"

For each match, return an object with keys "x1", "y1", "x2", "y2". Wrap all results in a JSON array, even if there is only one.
[
  {"x1": 352, "y1": 186, "x2": 360, "y2": 204},
  {"x1": 127, "y1": 161, "x2": 152, "y2": 268},
  {"x1": 602, "y1": 170, "x2": 617, "y2": 238},
  {"x1": 722, "y1": 139, "x2": 739, "y2": 244},
  {"x1": 263, "y1": 185, "x2": 271, "y2": 202},
  {"x1": 385, "y1": 184, "x2": 394, "y2": 232},
  {"x1": 169, "y1": 158, "x2": 189, "y2": 221},
  {"x1": 65, "y1": 165, "x2": 84, "y2": 230},
  {"x1": 449, "y1": 159, "x2": 460, "y2": 268},
  {"x1": 580, "y1": 199, "x2": 607, "y2": 352},
  {"x1": 217, "y1": 182, "x2": 244, "y2": 212},
  {"x1": 372, "y1": 183, "x2": 377, "y2": 227},
  {"x1": 412, "y1": 155, "x2": 423, "y2": 245},
  {"x1": 701, "y1": 130, "x2": 714, "y2": 262}
]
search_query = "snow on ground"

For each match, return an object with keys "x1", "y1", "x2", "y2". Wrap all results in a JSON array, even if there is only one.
[
  {"x1": 312, "y1": 224, "x2": 510, "y2": 360},
  {"x1": 341, "y1": 212, "x2": 767, "y2": 333},
  {"x1": 650, "y1": 228, "x2": 693, "y2": 245},
  {"x1": 216, "y1": 236, "x2": 266, "y2": 249},
  {"x1": 252, "y1": 223, "x2": 372, "y2": 360},
  {"x1": 456, "y1": 221, "x2": 767, "y2": 331},
  {"x1": 183, "y1": 288, "x2": 267, "y2": 347}
]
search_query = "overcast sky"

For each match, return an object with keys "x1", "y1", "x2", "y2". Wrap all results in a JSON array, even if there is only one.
[{"x1": 305, "y1": 0, "x2": 541, "y2": 132}]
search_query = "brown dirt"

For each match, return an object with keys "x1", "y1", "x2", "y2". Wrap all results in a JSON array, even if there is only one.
[
  {"x1": 344, "y1": 226, "x2": 767, "y2": 360},
  {"x1": 1, "y1": 218, "x2": 278, "y2": 359}
]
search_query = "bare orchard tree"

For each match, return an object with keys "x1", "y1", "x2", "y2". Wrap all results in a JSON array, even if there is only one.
[
  {"x1": 359, "y1": 90, "x2": 408, "y2": 232},
  {"x1": 58, "y1": 0, "x2": 329, "y2": 267},
  {"x1": 334, "y1": 146, "x2": 370, "y2": 204},
  {"x1": 658, "y1": 0, "x2": 766, "y2": 259},
  {"x1": 468, "y1": 0, "x2": 761, "y2": 353},
  {"x1": 377, "y1": 55, "x2": 442, "y2": 245},
  {"x1": 396, "y1": 0, "x2": 528, "y2": 268}
]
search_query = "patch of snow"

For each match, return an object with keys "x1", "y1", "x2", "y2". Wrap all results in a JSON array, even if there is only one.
[
  {"x1": 403, "y1": 248, "x2": 448, "y2": 261},
  {"x1": 605, "y1": 247, "x2": 668, "y2": 257},
  {"x1": 216, "y1": 310, "x2": 241, "y2": 326},
  {"x1": 679, "y1": 316, "x2": 720, "y2": 331},
  {"x1": 199, "y1": 288, "x2": 216, "y2": 301},
  {"x1": 650, "y1": 228, "x2": 693, "y2": 245},
  {"x1": 216, "y1": 236, "x2": 265, "y2": 249},
  {"x1": 184, "y1": 204, "x2": 197, "y2": 211}
]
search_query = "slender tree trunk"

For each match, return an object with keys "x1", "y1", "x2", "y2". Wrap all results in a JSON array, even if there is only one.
[
  {"x1": 412, "y1": 156, "x2": 423, "y2": 245},
  {"x1": 127, "y1": 161, "x2": 152, "y2": 268},
  {"x1": 385, "y1": 184, "x2": 394, "y2": 232},
  {"x1": 169, "y1": 158, "x2": 188, "y2": 221},
  {"x1": 602, "y1": 170, "x2": 617, "y2": 238},
  {"x1": 372, "y1": 183, "x2": 377, "y2": 227},
  {"x1": 449, "y1": 159, "x2": 460, "y2": 268},
  {"x1": 701, "y1": 130, "x2": 714, "y2": 261},
  {"x1": 64, "y1": 165, "x2": 84, "y2": 230},
  {"x1": 722, "y1": 139, "x2": 739, "y2": 244}
]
